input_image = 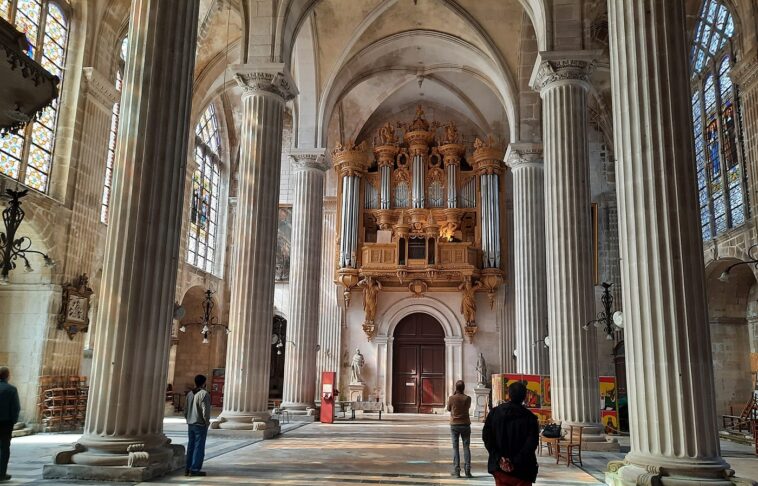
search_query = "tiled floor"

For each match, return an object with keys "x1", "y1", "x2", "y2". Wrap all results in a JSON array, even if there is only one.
[{"x1": 6, "y1": 414, "x2": 758, "y2": 485}]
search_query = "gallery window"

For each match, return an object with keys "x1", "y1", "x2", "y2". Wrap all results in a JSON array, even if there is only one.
[
  {"x1": 100, "y1": 36, "x2": 128, "y2": 224},
  {"x1": 690, "y1": 0, "x2": 747, "y2": 240},
  {"x1": 187, "y1": 104, "x2": 221, "y2": 274},
  {"x1": 0, "y1": 0, "x2": 70, "y2": 192}
]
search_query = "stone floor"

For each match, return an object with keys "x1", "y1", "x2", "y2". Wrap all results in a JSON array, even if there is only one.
[{"x1": 5, "y1": 414, "x2": 758, "y2": 485}]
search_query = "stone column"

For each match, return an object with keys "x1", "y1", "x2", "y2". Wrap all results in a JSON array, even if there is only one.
[
  {"x1": 216, "y1": 65, "x2": 296, "y2": 433},
  {"x1": 506, "y1": 143, "x2": 549, "y2": 376},
  {"x1": 731, "y1": 51, "x2": 758, "y2": 218},
  {"x1": 281, "y1": 149, "x2": 328, "y2": 416},
  {"x1": 44, "y1": 0, "x2": 199, "y2": 481},
  {"x1": 606, "y1": 2, "x2": 744, "y2": 484},
  {"x1": 531, "y1": 51, "x2": 603, "y2": 441}
]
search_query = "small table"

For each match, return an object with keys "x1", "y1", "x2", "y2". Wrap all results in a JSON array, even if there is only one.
[{"x1": 351, "y1": 401, "x2": 383, "y2": 420}]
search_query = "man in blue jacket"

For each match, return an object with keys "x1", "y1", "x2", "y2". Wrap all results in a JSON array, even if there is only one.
[{"x1": 0, "y1": 367, "x2": 20, "y2": 482}]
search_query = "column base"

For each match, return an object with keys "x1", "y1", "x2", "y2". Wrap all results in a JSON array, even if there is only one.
[
  {"x1": 212, "y1": 412, "x2": 281, "y2": 438},
  {"x1": 605, "y1": 457, "x2": 756, "y2": 486},
  {"x1": 43, "y1": 437, "x2": 184, "y2": 481},
  {"x1": 281, "y1": 404, "x2": 319, "y2": 422}
]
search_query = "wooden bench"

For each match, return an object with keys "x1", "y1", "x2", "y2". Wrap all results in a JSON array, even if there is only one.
[{"x1": 351, "y1": 401, "x2": 383, "y2": 420}]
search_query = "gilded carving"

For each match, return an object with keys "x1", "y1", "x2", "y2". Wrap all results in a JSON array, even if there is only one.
[
  {"x1": 57, "y1": 274, "x2": 94, "y2": 340},
  {"x1": 359, "y1": 276, "x2": 383, "y2": 340}
]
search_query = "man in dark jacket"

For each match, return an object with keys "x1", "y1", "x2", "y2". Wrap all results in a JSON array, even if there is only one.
[
  {"x1": 0, "y1": 367, "x2": 20, "y2": 482},
  {"x1": 482, "y1": 381, "x2": 539, "y2": 485}
]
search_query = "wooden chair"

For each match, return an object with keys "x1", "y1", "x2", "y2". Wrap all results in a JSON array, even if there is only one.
[
  {"x1": 538, "y1": 420, "x2": 560, "y2": 457},
  {"x1": 722, "y1": 395, "x2": 757, "y2": 434},
  {"x1": 556, "y1": 425, "x2": 584, "y2": 467}
]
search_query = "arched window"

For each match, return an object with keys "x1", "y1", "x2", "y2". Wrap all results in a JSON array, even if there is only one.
[
  {"x1": 0, "y1": 0, "x2": 69, "y2": 192},
  {"x1": 100, "y1": 36, "x2": 128, "y2": 224},
  {"x1": 691, "y1": 0, "x2": 746, "y2": 240},
  {"x1": 187, "y1": 104, "x2": 221, "y2": 273}
]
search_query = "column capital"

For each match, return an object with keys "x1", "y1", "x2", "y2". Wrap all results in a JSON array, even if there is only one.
[
  {"x1": 505, "y1": 142, "x2": 543, "y2": 170},
  {"x1": 731, "y1": 48, "x2": 758, "y2": 92},
  {"x1": 229, "y1": 63, "x2": 298, "y2": 101},
  {"x1": 530, "y1": 50, "x2": 601, "y2": 93},
  {"x1": 289, "y1": 148, "x2": 329, "y2": 173},
  {"x1": 82, "y1": 67, "x2": 119, "y2": 110}
]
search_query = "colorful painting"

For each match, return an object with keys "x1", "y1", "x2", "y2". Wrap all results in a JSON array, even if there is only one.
[
  {"x1": 522, "y1": 374, "x2": 542, "y2": 409},
  {"x1": 599, "y1": 376, "x2": 618, "y2": 411},
  {"x1": 542, "y1": 376, "x2": 551, "y2": 408},
  {"x1": 602, "y1": 410, "x2": 619, "y2": 434},
  {"x1": 275, "y1": 206, "x2": 292, "y2": 282},
  {"x1": 532, "y1": 408, "x2": 552, "y2": 425}
]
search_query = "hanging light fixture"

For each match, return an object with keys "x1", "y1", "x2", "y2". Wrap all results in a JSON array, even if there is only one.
[
  {"x1": 583, "y1": 282, "x2": 623, "y2": 341},
  {"x1": 0, "y1": 189, "x2": 54, "y2": 285},
  {"x1": 178, "y1": 289, "x2": 230, "y2": 343},
  {"x1": 718, "y1": 243, "x2": 758, "y2": 282}
]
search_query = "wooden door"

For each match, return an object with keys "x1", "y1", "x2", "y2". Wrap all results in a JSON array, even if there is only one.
[{"x1": 392, "y1": 313, "x2": 445, "y2": 413}]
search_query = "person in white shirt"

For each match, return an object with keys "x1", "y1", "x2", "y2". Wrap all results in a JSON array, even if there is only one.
[{"x1": 184, "y1": 374, "x2": 211, "y2": 477}]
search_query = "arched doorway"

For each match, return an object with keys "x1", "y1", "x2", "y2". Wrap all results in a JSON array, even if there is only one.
[
  {"x1": 392, "y1": 313, "x2": 445, "y2": 413},
  {"x1": 704, "y1": 258, "x2": 756, "y2": 419}
]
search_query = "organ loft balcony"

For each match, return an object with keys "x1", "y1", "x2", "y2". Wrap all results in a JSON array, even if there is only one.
[{"x1": 333, "y1": 106, "x2": 507, "y2": 341}]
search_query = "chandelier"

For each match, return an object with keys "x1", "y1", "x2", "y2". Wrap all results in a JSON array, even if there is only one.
[
  {"x1": 583, "y1": 282, "x2": 623, "y2": 340},
  {"x1": 179, "y1": 289, "x2": 230, "y2": 343},
  {"x1": 0, "y1": 188, "x2": 54, "y2": 284}
]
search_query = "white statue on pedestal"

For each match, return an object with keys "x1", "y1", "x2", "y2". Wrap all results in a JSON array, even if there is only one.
[{"x1": 350, "y1": 348, "x2": 365, "y2": 384}]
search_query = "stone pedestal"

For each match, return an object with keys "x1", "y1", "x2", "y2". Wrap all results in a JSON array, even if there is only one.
[
  {"x1": 216, "y1": 63, "x2": 297, "y2": 432},
  {"x1": 282, "y1": 149, "x2": 328, "y2": 412},
  {"x1": 506, "y1": 143, "x2": 549, "y2": 376},
  {"x1": 605, "y1": 2, "x2": 753, "y2": 484},
  {"x1": 531, "y1": 51, "x2": 604, "y2": 444},
  {"x1": 348, "y1": 383, "x2": 366, "y2": 402},
  {"x1": 43, "y1": 0, "x2": 199, "y2": 480},
  {"x1": 473, "y1": 387, "x2": 490, "y2": 421}
]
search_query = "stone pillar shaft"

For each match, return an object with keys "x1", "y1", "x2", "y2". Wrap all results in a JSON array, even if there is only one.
[
  {"x1": 219, "y1": 64, "x2": 297, "y2": 430},
  {"x1": 282, "y1": 150, "x2": 328, "y2": 411},
  {"x1": 607, "y1": 2, "x2": 734, "y2": 482},
  {"x1": 51, "y1": 0, "x2": 199, "y2": 473},
  {"x1": 533, "y1": 52, "x2": 601, "y2": 431},
  {"x1": 507, "y1": 144, "x2": 549, "y2": 375}
]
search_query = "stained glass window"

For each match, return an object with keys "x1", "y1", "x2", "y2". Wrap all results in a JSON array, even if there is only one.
[
  {"x1": 690, "y1": 0, "x2": 746, "y2": 240},
  {"x1": 187, "y1": 104, "x2": 222, "y2": 274},
  {"x1": 0, "y1": 1, "x2": 69, "y2": 192},
  {"x1": 101, "y1": 36, "x2": 128, "y2": 224}
]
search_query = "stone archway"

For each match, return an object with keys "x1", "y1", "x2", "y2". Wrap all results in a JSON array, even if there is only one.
[
  {"x1": 374, "y1": 296, "x2": 463, "y2": 413},
  {"x1": 704, "y1": 258, "x2": 756, "y2": 419}
]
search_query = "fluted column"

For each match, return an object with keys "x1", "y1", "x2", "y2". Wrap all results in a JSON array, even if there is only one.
[
  {"x1": 532, "y1": 51, "x2": 602, "y2": 439},
  {"x1": 506, "y1": 143, "x2": 549, "y2": 376},
  {"x1": 731, "y1": 51, "x2": 758, "y2": 219},
  {"x1": 282, "y1": 149, "x2": 328, "y2": 414},
  {"x1": 217, "y1": 64, "x2": 297, "y2": 431},
  {"x1": 606, "y1": 3, "x2": 740, "y2": 484},
  {"x1": 316, "y1": 198, "x2": 344, "y2": 401},
  {"x1": 45, "y1": 0, "x2": 199, "y2": 479}
]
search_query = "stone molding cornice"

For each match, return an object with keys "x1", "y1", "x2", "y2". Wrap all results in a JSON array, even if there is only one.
[
  {"x1": 505, "y1": 142, "x2": 543, "y2": 170},
  {"x1": 82, "y1": 67, "x2": 119, "y2": 109},
  {"x1": 731, "y1": 48, "x2": 758, "y2": 92},
  {"x1": 289, "y1": 148, "x2": 329, "y2": 172},
  {"x1": 530, "y1": 50, "x2": 602, "y2": 93},
  {"x1": 230, "y1": 63, "x2": 298, "y2": 101}
]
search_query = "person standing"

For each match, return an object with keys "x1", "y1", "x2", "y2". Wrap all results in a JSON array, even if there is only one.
[
  {"x1": 185, "y1": 374, "x2": 211, "y2": 477},
  {"x1": 482, "y1": 381, "x2": 539, "y2": 486},
  {"x1": 0, "y1": 367, "x2": 19, "y2": 483},
  {"x1": 447, "y1": 380, "x2": 472, "y2": 478}
]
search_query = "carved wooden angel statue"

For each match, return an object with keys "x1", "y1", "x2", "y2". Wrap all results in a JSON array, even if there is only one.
[
  {"x1": 444, "y1": 121, "x2": 458, "y2": 144},
  {"x1": 359, "y1": 276, "x2": 383, "y2": 325},
  {"x1": 379, "y1": 121, "x2": 395, "y2": 145},
  {"x1": 458, "y1": 277, "x2": 481, "y2": 325}
]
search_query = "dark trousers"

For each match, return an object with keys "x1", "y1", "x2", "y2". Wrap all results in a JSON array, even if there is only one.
[
  {"x1": 450, "y1": 424, "x2": 471, "y2": 473},
  {"x1": 186, "y1": 424, "x2": 208, "y2": 472},
  {"x1": 0, "y1": 421, "x2": 12, "y2": 477}
]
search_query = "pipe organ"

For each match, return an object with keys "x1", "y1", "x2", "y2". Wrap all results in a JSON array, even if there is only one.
[{"x1": 334, "y1": 106, "x2": 506, "y2": 341}]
